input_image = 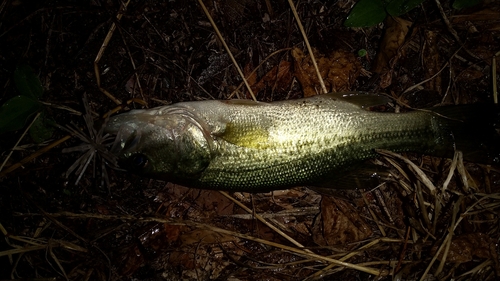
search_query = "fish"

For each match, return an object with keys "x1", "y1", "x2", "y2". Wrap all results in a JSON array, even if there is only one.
[{"x1": 104, "y1": 92, "x2": 500, "y2": 191}]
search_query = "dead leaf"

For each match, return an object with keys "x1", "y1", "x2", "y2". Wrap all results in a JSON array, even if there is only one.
[
  {"x1": 120, "y1": 244, "x2": 145, "y2": 276},
  {"x1": 251, "y1": 60, "x2": 293, "y2": 95},
  {"x1": 292, "y1": 48, "x2": 361, "y2": 97},
  {"x1": 169, "y1": 241, "x2": 238, "y2": 280},
  {"x1": 423, "y1": 30, "x2": 441, "y2": 93},
  {"x1": 169, "y1": 251, "x2": 197, "y2": 269},
  {"x1": 312, "y1": 196, "x2": 372, "y2": 245},
  {"x1": 433, "y1": 233, "x2": 499, "y2": 266},
  {"x1": 459, "y1": 68, "x2": 484, "y2": 81},
  {"x1": 243, "y1": 61, "x2": 257, "y2": 89},
  {"x1": 163, "y1": 187, "x2": 235, "y2": 218},
  {"x1": 163, "y1": 223, "x2": 183, "y2": 243},
  {"x1": 451, "y1": 8, "x2": 500, "y2": 24},
  {"x1": 194, "y1": 190, "x2": 234, "y2": 216},
  {"x1": 181, "y1": 229, "x2": 238, "y2": 246},
  {"x1": 372, "y1": 17, "x2": 412, "y2": 88},
  {"x1": 120, "y1": 224, "x2": 177, "y2": 276},
  {"x1": 125, "y1": 75, "x2": 136, "y2": 94}
]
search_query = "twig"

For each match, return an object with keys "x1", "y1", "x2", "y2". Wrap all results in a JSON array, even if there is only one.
[
  {"x1": 145, "y1": 48, "x2": 216, "y2": 100},
  {"x1": 493, "y1": 50, "x2": 499, "y2": 104},
  {"x1": 434, "y1": 0, "x2": 481, "y2": 61},
  {"x1": 31, "y1": 211, "x2": 387, "y2": 276},
  {"x1": 228, "y1": 48, "x2": 292, "y2": 99},
  {"x1": 94, "y1": 0, "x2": 131, "y2": 105},
  {"x1": 0, "y1": 245, "x2": 47, "y2": 256},
  {"x1": 117, "y1": 25, "x2": 145, "y2": 101},
  {"x1": 47, "y1": 240, "x2": 69, "y2": 281},
  {"x1": 218, "y1": 191, "x2": 312, "y2": 252},
  {"x1": 457, "y1": 260, "x2": 492, "y2": 279},
  {"x1": 39, "y1": 101, "x2": 82, "y2": 115},
  {"x1": 287, "y1": 0, "x2": 328, "y2": 94},
  {"x1": 376, "y1": 149, "x2": 437, "y2": 194},
  {"x1": 419, "y1": 196, "x2": 463, "y2": 280},
  {"x1": 395, "y1": 226, "x2": 411, "y2": 273},
  {"x1": 197, "y1": 0, "x2": 257, "y2": 101},
  {"x1": 403, "y1": 47, "x2": 461, "y2": 95},
  {"x1": 308, "y1": 237, "x2": 415, "y2": 280},
  {"x1": 435, "y1": 195, "x2": 462, "y2": 276},
  {"x1": 0, "y1": 112, "x2": 41, "y2": 173},
  {"x1": 0, "y1": 134, "x2": 72, "y2": 178},
  {"x1": 361, "y1": 190, "x2": 386, "y2": 236},
  {"x1": 442, "y1": 151, "x2": 459, "y2": 191}
]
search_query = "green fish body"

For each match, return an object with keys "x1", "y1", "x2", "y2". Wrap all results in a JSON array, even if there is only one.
[{"x1": 105, "y1": 92, "x2": 498, "y2": 191}]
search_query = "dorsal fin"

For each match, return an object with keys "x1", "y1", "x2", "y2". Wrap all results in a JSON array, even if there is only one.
[
  {"x1": 324, "y1": 92, "x2": 391, "y2": 109},
  {"x1": 222, "y1": 99, "x2": 269, "y2": 106}
]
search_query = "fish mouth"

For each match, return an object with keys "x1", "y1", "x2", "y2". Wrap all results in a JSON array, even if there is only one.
[
  {"x1": 104, "y1": 111, "x2": 149, "y2": 158},
  {"x1": 104, "y1": 107, "x2": 215, "y2": 176},
  {"x1": 104, "y1": 109, "x2": 151, "y2": 135},
  {"x1": 109, "y1": 124, "x2": 142, "y2": 156},
  {"x1": 104, "y1": 115, "x2": 153, "y2": 173}
]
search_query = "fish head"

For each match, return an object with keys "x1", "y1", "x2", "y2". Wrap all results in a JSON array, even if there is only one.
[{"x1": 105, "y1": 108, "x2": 212, "y2": 181}]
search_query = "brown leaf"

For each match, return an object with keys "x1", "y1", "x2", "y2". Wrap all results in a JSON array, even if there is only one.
[
  {"x1": 194, "y1": 190, "x2": 234, "y2": 216},
  {"x1": 423, "y1": 30, "x2": 441, "y2": 93},
  {"x1": 120, "y1": 244, "x2": 145, "y2": 276},
  {"x1": 451, "y1": 8, "x2": 500, "y2": 24},
  {"x1": 163, "y1": 187, "x2": 234, "y2": 218},
  {"x1": 164, "y1": 223, "x2": 183, "y2": 243},
  {"x1": 372, "y1": 17, "x2": 412, "y2": 88},
  {"x1": 181, "y1": 229, "x2": 238, "y2": 246},
  {"x1": 243, "y1": 61, "x2": 257, "y2": 89},
  {"x1": 169, "y1": 251, "x2": 196, "y2": 269},
  {"x1": 459, "y1": 68, "x2": 484, "y2": 81},
  {"x1": 292, "y1": 47, "x2": 361, "y2": 97},
  {"x1": 251, "y1": 60, "x2": 293, "y2": 94},
  {"x1": 312, "y1": 196, "x2": 372, "y2": 245},
  {"x1": 433, "y1": 233, "x2": 499, "y2": 264}
]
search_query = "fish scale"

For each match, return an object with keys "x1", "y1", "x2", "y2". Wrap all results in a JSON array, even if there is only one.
[{"x1": 105, "y1": 92, "x2": 496, "y2": 191}]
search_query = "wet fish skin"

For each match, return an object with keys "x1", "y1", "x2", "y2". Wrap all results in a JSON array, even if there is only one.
[{"x1": 105, "y1": 92, "x2": 467, "y2": 191}]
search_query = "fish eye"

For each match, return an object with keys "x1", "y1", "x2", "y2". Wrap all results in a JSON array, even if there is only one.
[{"x1": 131, "y1": 154, "x2": 148, "y2": 169}]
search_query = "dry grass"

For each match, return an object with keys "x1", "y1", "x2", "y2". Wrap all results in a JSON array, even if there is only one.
[{"x1": 0, "y1": 0, "x2": 499, "y2": 280}]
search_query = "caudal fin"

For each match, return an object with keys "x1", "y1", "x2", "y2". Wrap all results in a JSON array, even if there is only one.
[{"x1": 431, "y1": 104, "x2": 500, "y2": 165}]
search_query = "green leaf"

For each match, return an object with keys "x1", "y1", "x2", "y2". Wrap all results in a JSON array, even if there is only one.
[
  {"x1": 344, "y1": 0, "x2": 387, "y2": 27},
  {"x1": 14, "y1": 64, "x2": 44, "y2": 99},
  {"x1": 386, "y1": 0, "x2": 425, "y2": 17},
  {"x1": 29, "y1": 110, "x2": 55, "y2": 143},
  {"x1": 452, "y1": 0, "x2": 481, "y2": 9},
  {"x1": 0, "y1": 95, "x2": 42, "y2": 134}
]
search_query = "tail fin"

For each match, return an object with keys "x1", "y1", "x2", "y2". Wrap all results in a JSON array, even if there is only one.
[{"x1": 430, "y1": 104, "x2": 500, "y2": 165}]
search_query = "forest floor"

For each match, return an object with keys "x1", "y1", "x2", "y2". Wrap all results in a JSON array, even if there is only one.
[{"x1": 1, "y1": 0, "x2": 500, "y2": 280}]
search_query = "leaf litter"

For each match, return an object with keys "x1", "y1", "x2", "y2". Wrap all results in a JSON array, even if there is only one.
[{"x1": 0, "y1": 0, "x2": 499, "y2": 280}]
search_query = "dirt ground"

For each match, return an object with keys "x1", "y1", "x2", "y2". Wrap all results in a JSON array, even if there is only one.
[{"x1": 1, "y1": 0, "x2": 500, "y2": 280}]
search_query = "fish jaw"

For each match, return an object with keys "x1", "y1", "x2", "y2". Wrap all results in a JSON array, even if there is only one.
[{"x1": 104, "y1": 107, "x2": 213, "y2": 181}]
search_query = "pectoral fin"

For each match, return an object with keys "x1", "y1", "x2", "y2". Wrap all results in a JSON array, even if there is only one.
[{"x1": 215, "y1": 122, "x2": 270, "y2": 149}]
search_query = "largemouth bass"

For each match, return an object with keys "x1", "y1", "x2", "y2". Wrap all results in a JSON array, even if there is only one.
[{"x1": 105, "y1": 92, "x2": 499, "y2": 191}]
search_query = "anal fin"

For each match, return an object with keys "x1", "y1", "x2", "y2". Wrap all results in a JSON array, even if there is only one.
[{"x1": 310, "y1": 161, "x2": 393, "y2": 193}]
